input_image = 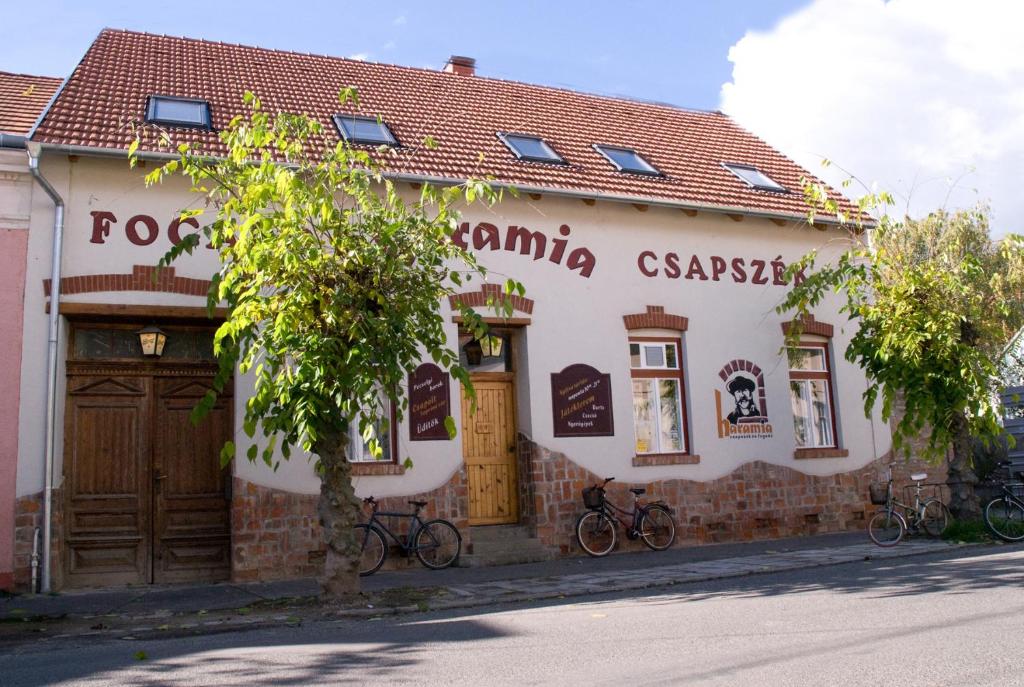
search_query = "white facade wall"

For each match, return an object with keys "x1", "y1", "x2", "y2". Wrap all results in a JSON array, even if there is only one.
[{"x1": 16, "y1": 154, "x2": 891, "y2": 502}]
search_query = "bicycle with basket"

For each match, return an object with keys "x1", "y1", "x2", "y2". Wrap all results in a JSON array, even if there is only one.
[{"x1": 575, "y1": 477, "x2": 676, "y2": 557}]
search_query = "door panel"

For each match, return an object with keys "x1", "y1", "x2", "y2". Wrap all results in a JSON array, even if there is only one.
[
  {"x1": 64, "y1": 376, "x2": 150, "y2": 587},
  {"x1": 462, "y1": 379, "x2": 518, "y2": 525},
  {"x1": 152, "y1": 377, "x2": 232, "y2": 584}
]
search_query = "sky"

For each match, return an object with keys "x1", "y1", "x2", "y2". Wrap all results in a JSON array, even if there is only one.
[{"x1": 2, "y1": 0, "x2": 1020, "y2": 234}]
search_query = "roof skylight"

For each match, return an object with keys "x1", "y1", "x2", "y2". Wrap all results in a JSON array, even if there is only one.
[
  {"x1": 333, "y1": 115, "x2": 399, "y2": 146},
  {"x1": 593, "y1": 144, "x2": 661, "y2": 176},
  {"x1": 497, "y1": 132, "x2": 565, "y2": 164},
  {"x1": 145, "y1": 96, "x2": 211, "y2": 129},
  {"x1": 722, "y1": 163, "x2": 787, "y2": 192}
]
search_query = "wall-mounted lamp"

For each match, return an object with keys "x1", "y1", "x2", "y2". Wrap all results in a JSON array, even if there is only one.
[{"x1": 136, "y1": 324, "x2": 167, "y2": 357}]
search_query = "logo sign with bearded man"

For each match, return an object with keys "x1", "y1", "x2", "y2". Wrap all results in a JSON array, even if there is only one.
[{"x1": 715, "y1": 360, "x2": 773, "y2": 439}]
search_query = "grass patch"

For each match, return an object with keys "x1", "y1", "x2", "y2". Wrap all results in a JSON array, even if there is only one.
[
  {"x1": 941, "y1": 519, "x2": 993, "y2": 543},
  {"x1": 373, "y1": 586, "x2": 441, "y2": 609}
]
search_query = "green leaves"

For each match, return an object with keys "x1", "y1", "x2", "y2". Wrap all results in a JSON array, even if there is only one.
[
  {"x1": 142, "y1": 91, "x2": 512, "y2": 471},
  {"x1": 781, "y1": 188, "x2": 1024, "y2": 462}
]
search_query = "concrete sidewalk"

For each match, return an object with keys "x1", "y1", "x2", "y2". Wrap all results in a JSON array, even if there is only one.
[{"x1": 1, "y1": 531, "x2": 971, "y2": 625}]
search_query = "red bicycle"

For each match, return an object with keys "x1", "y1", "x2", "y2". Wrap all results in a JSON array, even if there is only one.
[{"x1": 575, "y1": 477, "x2": 676, "y2": 556}]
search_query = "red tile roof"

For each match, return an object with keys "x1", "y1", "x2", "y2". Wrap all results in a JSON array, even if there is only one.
[
  {"x1": 33, "y1": 29, "x2": 857, "y2": 220},
  {"x1": 0, "y1": 71, "x2": 62, "y2": 135}
]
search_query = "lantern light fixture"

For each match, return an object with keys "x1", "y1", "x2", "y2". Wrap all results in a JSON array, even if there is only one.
[
  {"x1": 480, "y1": 334, "x2": 503, "y2": 358},
  {"x1": 136, "y1": 324, "x2": 167, "y2": 357},
  {"x1": 462, "y1": 333, "x2": 503, "y2": 366}
]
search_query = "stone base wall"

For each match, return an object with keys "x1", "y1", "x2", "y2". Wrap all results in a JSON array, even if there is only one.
[
  {"x1": 519, "y1": 436, "x2": 945, "y2": 555},
  {"x1": 230, "y1": 478, "x2": 322, "y2": 583},
  {"x1": 12, "y1": 454, "x2": 943, "y2": 590},
  {"x1": 12, "y1": 490, "x2": 63, "y2": 593},
  {"x1": 229, "y1": 448, "x2": 943, "y2": 582},
  {"x1": 230, "y1": 467, "x2": 471, "y2": 583}
]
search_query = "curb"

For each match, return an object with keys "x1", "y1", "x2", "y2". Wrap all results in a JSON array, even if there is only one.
[{"x1": 3, "y1": 539, "x2": 986, "y2": 644}]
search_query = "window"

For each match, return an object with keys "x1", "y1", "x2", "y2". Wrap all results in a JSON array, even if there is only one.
[
  {"x1": 722, "y1": 163, "x2": 787, "y2": 192},
  {"x1": 629, "y1": 339, "x2": 687, "y2": 454},
  {"x1": 145, "y1": 96, "x2": 212, "y2": 129},
  {"x1": 348, "y1": 401, "x2": 397, "y2": 463},
  {"x1": 788, "y1": 344, "x2": 837, "y2": 448},
  {"x1": 593, "y1": 145, "x2": 661, "y2": 176},
  {"x1": 72, "y1": 326, "x2": 215, "y2": 361},
  {"x1": 333, "y1": 115, "x2": 399, "y2": 146},
  {"x1": 497, "y1": 132, "x2": 565, "y2": 164}
]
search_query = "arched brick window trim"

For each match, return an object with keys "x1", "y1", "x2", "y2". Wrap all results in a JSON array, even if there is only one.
[
  {"x1": 622, "y1": 305, "x2": 688, "y2": 332},
  {"x1": 43, "y1": 265, "x2": 211, "y2": 298},
  {"x1": 781, "y1": 314, "x2": 833, "y2": 338},
  {"x1": 448, "y1": 283, "x2": 534, "y2": 315}
]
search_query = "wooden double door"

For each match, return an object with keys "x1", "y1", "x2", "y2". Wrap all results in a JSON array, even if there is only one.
[
  {"x1": 462, "y1": 375, "x2": 519, "y2": 525},
  {"x1": 63, "y1": 367, "x2": 232, "y2": 588}
]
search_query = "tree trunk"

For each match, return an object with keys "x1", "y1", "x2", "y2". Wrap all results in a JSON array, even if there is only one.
[
  {"x1": 947, "y1": 412, "x2": 981, "y2": 521},
  {"x1": 314, "y1": 426, "x2": 364, "y2": 600}
]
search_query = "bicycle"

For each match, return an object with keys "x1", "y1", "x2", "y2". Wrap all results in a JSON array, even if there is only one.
[
  {"x1": 983, "y1": 461, "x2": 1024, "y2": 542},
  {"x1": 867, "y1": 469, "x2": 950, "y2": 546},
  {"x1": 575, "y1": 477, "x2": 676, "y2": 557},
  {"x1": 354, "y1": 496, "x2": 462, "y2": 576}
]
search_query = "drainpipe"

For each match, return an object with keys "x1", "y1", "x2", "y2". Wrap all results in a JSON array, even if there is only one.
[
  {"x1": 30, "y1": 527, "x2": 40, "y2": 594},
  {"x1": 27, "y1": 145, "x2": 64, "y2": 593}
]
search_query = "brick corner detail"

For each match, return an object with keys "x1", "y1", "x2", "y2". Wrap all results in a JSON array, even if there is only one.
[
  {"x1": 794, "y1": 447, "x2": 849, "y2": 460},
  {"x1": 448, "y1": 284, "x2": 534, "y2": 315},
  {"x1": 632, "y1": 453, "x2": 700, "y2": 467},
  {"x1": 623, "y1": 305, "x2": 688, "y2": 332},
  {"x1": 350, "y1": 462, "x2": 406, "y2": 476},
  {"x1": 781, "y1": 314, "x2": 834, "y2": 338},
  {"x1": 43, "y1": 264, "x2": 211, "y2": 298}
]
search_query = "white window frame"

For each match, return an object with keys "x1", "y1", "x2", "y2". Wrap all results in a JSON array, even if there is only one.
[
  {"x1": 629, "y1": 338, "x2": 688, "y2": 455},
  {"x1": 788, "y1": 343, "x2": 837, "y2": 449},
  {"x1": 348, "y1": 400, "x2": 396, "y2": 463}
]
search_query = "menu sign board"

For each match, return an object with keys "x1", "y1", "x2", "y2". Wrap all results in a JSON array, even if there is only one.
[
  {"x1": 409, "y1": 363, "x2": 451, "y2": 441},
  {"x1": 551, "y1": 364, "x2": 614, "y2": 437}
]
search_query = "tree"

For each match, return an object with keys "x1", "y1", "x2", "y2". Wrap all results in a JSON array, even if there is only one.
[
  {"x1": 781, "y1": 183, "x2": 1024, "y2": 520},
  {"x1": 133, "y1": 92, "x2": 521, "y2": 598}
]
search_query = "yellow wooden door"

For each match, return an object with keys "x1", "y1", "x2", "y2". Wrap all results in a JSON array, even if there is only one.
[{"x1": 462, "y1": 376, "x2": 518, "y2": 525}]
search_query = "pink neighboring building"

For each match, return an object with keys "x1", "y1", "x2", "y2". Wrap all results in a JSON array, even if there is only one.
[{"x1": 0, "y1": 71, "x2": 61, "y2": 591}]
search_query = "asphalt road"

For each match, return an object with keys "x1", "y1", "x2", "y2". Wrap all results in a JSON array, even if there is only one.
[{"x1": 3, "y1": 545, "x2": 1023, "y2": 686}]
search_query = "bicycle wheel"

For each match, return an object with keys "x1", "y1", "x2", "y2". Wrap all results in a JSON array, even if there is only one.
[
  {"x1": 920, "y1": 499, "x2": 949, "y2": 537},
  {"x1": 638, "y1": 504, "x2": 676, "y2": 551},
  {"x1": 984, "y1": 498, "x2": 1024, "y2": 542},
  {"x1": 414, "y1": 519, "x2": 462, "y2": 569},
  {"x1": 576, "y1": 510, "x2": 616, "y2": 557},
  {"x1": 867, "y1": 510, "x2": 906, "y2": 547},
  {"x1": 354, "y1": 524, "x2": 387, "y2": 576}
]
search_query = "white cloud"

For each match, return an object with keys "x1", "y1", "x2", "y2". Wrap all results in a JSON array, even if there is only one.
[
  {"x1": 393, "y1": 15, "x2": 407, "y2": 25},
  {"x1": 348, "y1": 52, "x2": 369, "y2": 62},
  {"x1": 720, "y1": 0, "x2": 1024, "y2": 234},
  {"x1": 382, "y1": 40, "x2": 396, "y2": 51}
]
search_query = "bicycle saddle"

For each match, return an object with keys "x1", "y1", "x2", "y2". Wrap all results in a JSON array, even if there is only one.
[
  {"x1": 910, "y1": 473, "x2": 927, "y2": 482},
  {"x1": 408, "y1": 500, "x2": 428, "y2": 508},
  {"x1": 630, "y1": 488, "x2": 646, "y2": 496}
]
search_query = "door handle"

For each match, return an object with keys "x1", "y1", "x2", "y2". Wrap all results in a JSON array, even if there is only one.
[{"x1": 154, "y1": 470, "x2": 167, "y2": 484}]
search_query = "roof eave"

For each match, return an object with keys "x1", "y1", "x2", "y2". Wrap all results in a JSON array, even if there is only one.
[{"x1": 31, "y1": 141, "x2": 861, "y2": 229}]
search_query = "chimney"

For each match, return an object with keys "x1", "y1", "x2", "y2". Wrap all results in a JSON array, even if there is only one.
[{"x1": 443, "y1": 55, "x2": 476, "y2": 76}]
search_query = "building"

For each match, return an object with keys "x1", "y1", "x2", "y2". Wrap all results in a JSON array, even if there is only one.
[
  {"x1": 10, "y1": 29, "x2": 897, "y2": 591},
  {"x1": 0, "y1": 70, "x2": 63, "y2": 591}
]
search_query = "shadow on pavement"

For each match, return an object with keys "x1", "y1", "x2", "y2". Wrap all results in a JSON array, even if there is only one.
[{"x1": 3, "y1": 616, "x2": 513, "y2": 686}]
